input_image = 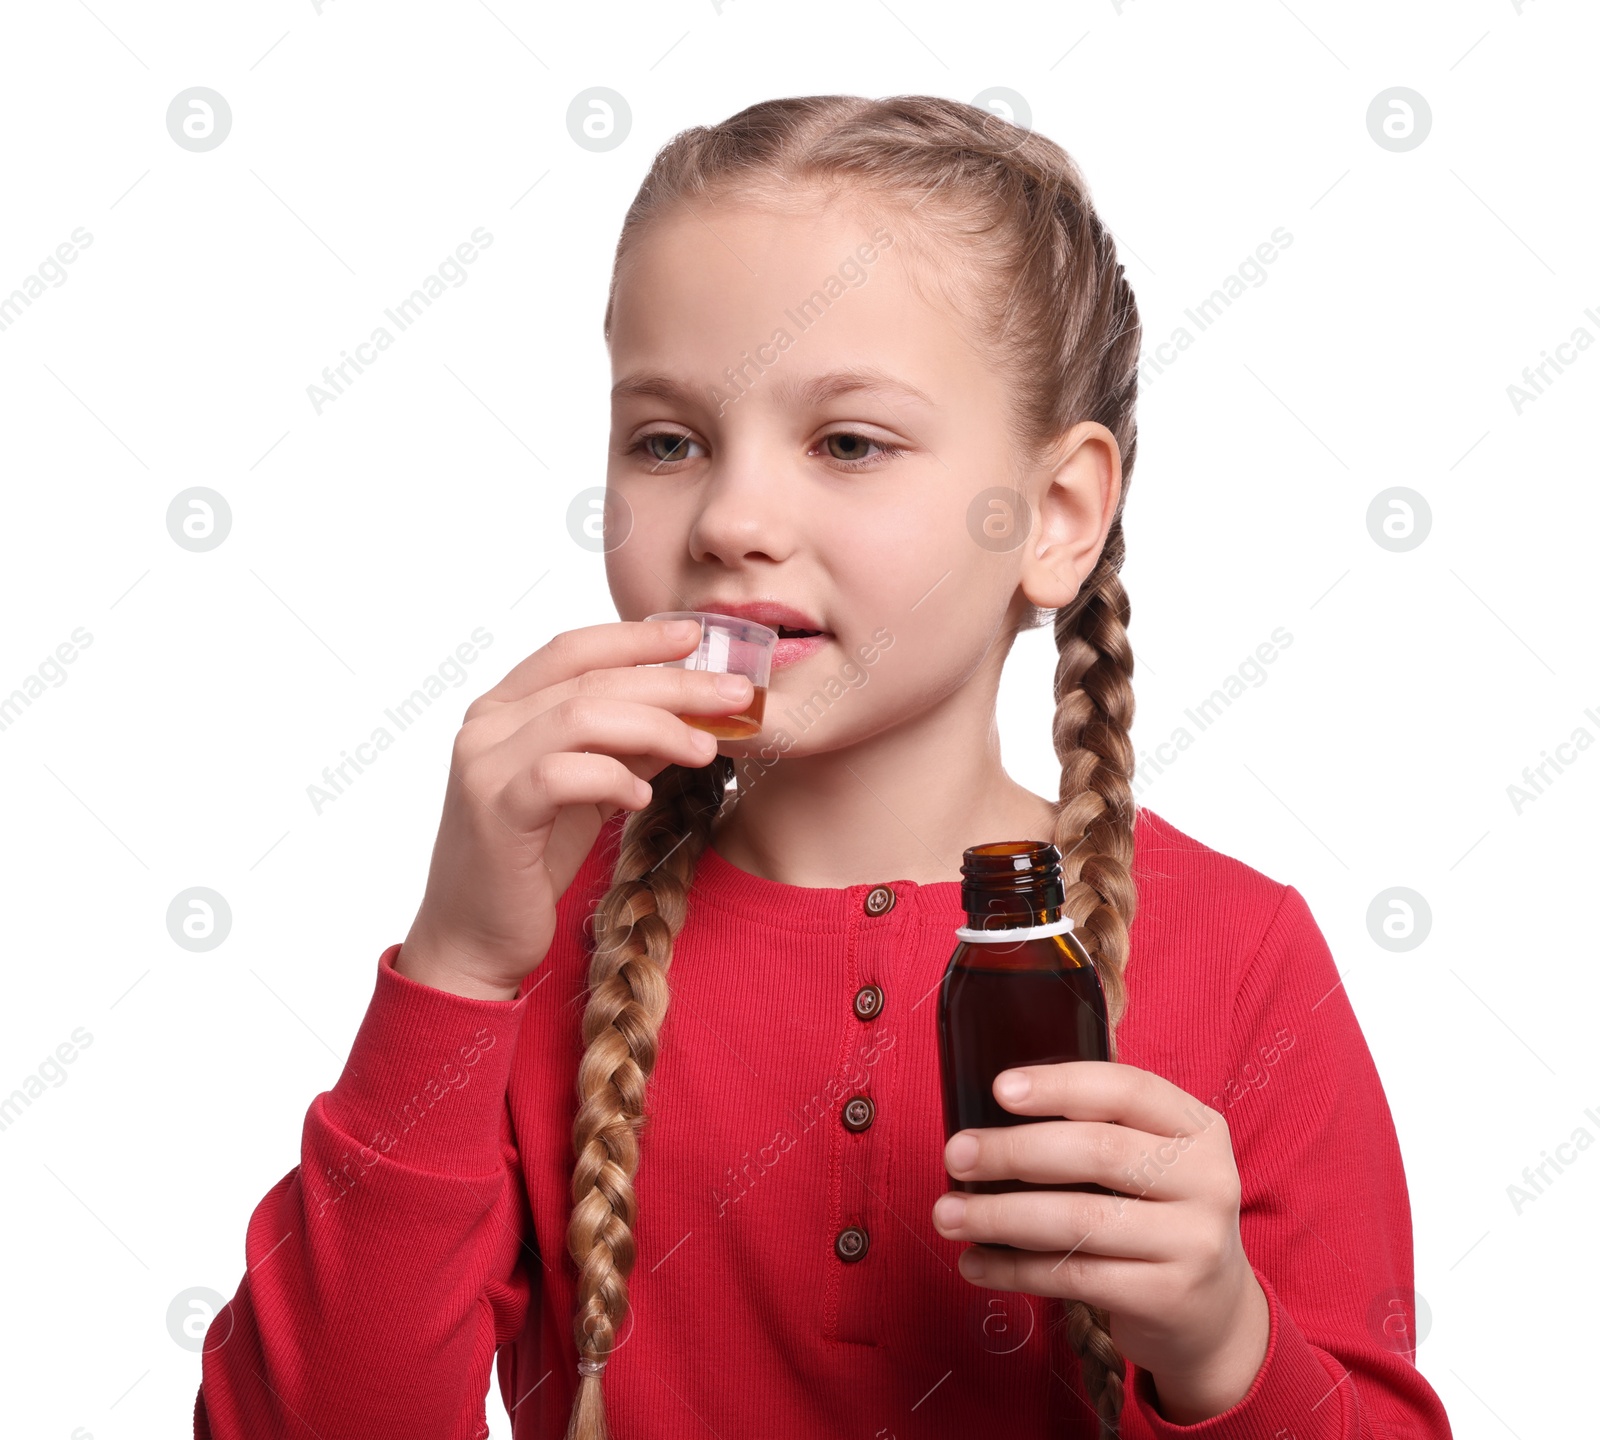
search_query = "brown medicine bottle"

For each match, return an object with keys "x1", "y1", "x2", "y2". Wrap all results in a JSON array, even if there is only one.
[{"x1": 937, "y1": 840, "x2": 1113, "y2": 1198}]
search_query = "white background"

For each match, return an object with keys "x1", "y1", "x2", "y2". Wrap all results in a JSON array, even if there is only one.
[{"x1": 1, "y1": 2, "x2": 1594, "y2": 1436}]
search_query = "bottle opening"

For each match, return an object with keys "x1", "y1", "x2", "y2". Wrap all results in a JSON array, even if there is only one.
[{"x1": 960, "y1": 840, "x2": 1065, "y2": 928}]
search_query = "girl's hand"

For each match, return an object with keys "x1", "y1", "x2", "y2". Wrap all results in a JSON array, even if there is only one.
[
  {"x1": 396, "y1": 619, "x2": 753, "y2": 1001},
  {"x1": 930, "y1": 1061, "x2": 1271, "y2": 1424}
]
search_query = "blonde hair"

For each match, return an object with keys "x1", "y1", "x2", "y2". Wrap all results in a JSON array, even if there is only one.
[{"x1": 567, "y1": 94, "x2": 1141, "y2": 1440}]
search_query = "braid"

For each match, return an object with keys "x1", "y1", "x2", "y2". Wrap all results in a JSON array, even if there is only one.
[
  {"x1": 1021, "y1": 157, "x2": 1140, "y2": 1440},
  {"x1": 563, "y1": 756, "x2": 733, "y2": 1440},
  {"x1": 1049, "y1": 548, "x2": 1138, "y2": 1437},
  {"x1": 1050, "y1": 541, "x2": 1138, "y2": 1041}
]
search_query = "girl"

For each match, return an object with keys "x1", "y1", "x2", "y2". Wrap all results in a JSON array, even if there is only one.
[{"x1": 196, "y1": 96, "x2": 1453, "y2": 1440}]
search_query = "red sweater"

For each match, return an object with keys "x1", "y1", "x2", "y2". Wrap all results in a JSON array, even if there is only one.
[{"x1": 195, "y1": 806, "x2": 1452, "y2": 1439}]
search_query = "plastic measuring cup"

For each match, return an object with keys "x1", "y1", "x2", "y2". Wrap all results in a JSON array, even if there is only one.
[{"x1": 644, "y1": 610, "x2": 777, "y2": 740}]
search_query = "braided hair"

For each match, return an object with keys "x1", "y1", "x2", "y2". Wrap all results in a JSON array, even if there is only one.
[
  {"x1": 564, "y1": 757, "x2": 732, "y2": 1440},
  {"x1": 569, "y1": 94, "x2": 1143, "y2": 1439}
]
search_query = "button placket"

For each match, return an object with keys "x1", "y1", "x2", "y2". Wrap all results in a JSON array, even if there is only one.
[{"x1": 830, "y1": 881, "x2": 903, "y2": 1344}]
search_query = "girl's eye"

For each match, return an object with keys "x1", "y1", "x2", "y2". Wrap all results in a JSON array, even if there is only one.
[
  {"x1": 817, "y1": 431, "x2": 905, "y2": 469},
  {"x1": 634, "y1": 432, "x2": 705, "y2": 466},
  {"x1": 628, "y1": 429, "x2": 904, "y2": 470}
]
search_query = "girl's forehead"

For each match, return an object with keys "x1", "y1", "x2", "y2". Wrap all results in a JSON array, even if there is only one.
[
  {"x1": 617, "y1": 201, "x2": 891, "y2": 294},
  {"x1": 608, "y1": 202, "x2": 992, "y2": 406}
]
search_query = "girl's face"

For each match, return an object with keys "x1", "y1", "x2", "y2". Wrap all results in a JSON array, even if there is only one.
[{"x1": 605, "y1": 196, "x2": 1117, "y2": 759}]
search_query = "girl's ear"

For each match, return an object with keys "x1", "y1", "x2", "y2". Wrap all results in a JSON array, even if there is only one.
[{"x1": 1019, "y1": 420, "x2": 1123, "y2": 610}]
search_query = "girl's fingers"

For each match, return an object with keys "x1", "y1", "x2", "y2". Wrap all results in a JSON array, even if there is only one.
[
  {"x1": 932, "y1": 1186, "x2": 1166, "y2": 1260},
  {"x1": 955, "y1": 1243, "x2": 1150, "y2": 1309},
  {"x1": 945, "y1": 1119, "x2": 1198, "y2": 1201},
  {"x1": 498, "y1": 749, "x2": 652, "y2": 825},
  {"x1": 987, "y1": 1060, "x2": 1221, "y2": 1143},
  {"x1": 474, "y1": 619, "x2": 705, "y2": 709},
  {"x1": 471, "y1": 659, "x2": 755, "y2": 750},
  {"x1": 486, "y1": 695, "x2": 727, "y2": 788}
]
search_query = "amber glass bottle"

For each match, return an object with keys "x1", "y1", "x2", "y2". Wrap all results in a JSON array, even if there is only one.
[{"x1": 938, "y1": 840, "x2": 1112, "y2": 1197}]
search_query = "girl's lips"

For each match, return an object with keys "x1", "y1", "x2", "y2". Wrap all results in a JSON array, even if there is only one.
[{"x1": 770, "y1": 632, "x2": 831, "y2": 670}]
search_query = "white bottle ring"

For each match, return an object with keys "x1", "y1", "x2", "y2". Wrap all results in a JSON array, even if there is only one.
[{"x1": 953, "y1": 914, "x2": 1076, "y2": 943}]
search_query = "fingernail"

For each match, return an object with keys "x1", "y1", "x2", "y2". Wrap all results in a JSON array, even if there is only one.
[
  {"x1": 714, "y1": 672, "x2": 751, "y2": 698},
  {"x1": 995, "y1": 1070, "x2": 1029, "y2": 1103},
  {"x1": 947, "y1": 1132, "x2": 979, "y2": 1171},
  {"x1": 960, "y1": 1248, "x2": 987, "y2": 1279},
  {"x1": 671, "y1": 619, "x2": 701, "y2": 638},
  {"x1": 933, "y1": 1194, "x2": 967, "y2": 1229}
]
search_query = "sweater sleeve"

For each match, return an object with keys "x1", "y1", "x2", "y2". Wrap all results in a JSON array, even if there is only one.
[
  {"x1": 1120, "y1": 885, "x2": 1454, "y2": 1440},
  {"x1": 194, "y1": 943, "x2": 539, "y2": 1440}
]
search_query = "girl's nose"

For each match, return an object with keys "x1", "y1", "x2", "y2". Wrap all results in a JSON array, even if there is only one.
[{"x1": 687, "y1": 458, "x2": 796, "y2": 567}]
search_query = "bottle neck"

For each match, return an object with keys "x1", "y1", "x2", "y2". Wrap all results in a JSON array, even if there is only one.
[
  {"x1": 962, "y1": 899, "x2": 1066, "y2": 930},
  {"x1": 959, "y1": 839, "x2": 1066, "y2": 932}
]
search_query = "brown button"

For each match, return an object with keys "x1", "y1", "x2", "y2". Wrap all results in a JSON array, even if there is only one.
[
  {"x1": 863, "y1": 885, "x2": 896, "y2": 916},
  {"x1": 842, "y1": 1095, "x2": 875, "y2": 1132},
  {"x1": 835, "y1": 1224, "x2": 869, "y2": 1262},
  {"x1": 852, "y1": 984, "x2": 883, "y2": 1021}
]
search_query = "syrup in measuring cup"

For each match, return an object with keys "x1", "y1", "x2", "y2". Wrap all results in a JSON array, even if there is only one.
[{"x1": 644, "y1": 611, "x2": 776, "y2": 741}]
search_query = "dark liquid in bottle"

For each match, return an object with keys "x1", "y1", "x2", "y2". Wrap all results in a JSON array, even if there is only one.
[{"x1": 940, "y1": 959, "x2": 1112, "y2": 1196}]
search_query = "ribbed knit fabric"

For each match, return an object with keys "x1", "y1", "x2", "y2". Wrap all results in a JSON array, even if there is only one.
[{"x1": 195, "y1": 805, "x2": 1453, "y2": 1439}]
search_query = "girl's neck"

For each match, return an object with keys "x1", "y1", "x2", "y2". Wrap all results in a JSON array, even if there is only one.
[
  {"x1": 710, "y1": 791, "x2": 1058, "y2": 890},
  {"x1": 706, "y1": 614, "x2": 1075, "y2": 888}
]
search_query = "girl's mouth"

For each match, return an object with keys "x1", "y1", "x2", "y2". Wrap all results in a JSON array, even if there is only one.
[{"x1": 770, "y1": 628, "x2": 831, "y2": 670}]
